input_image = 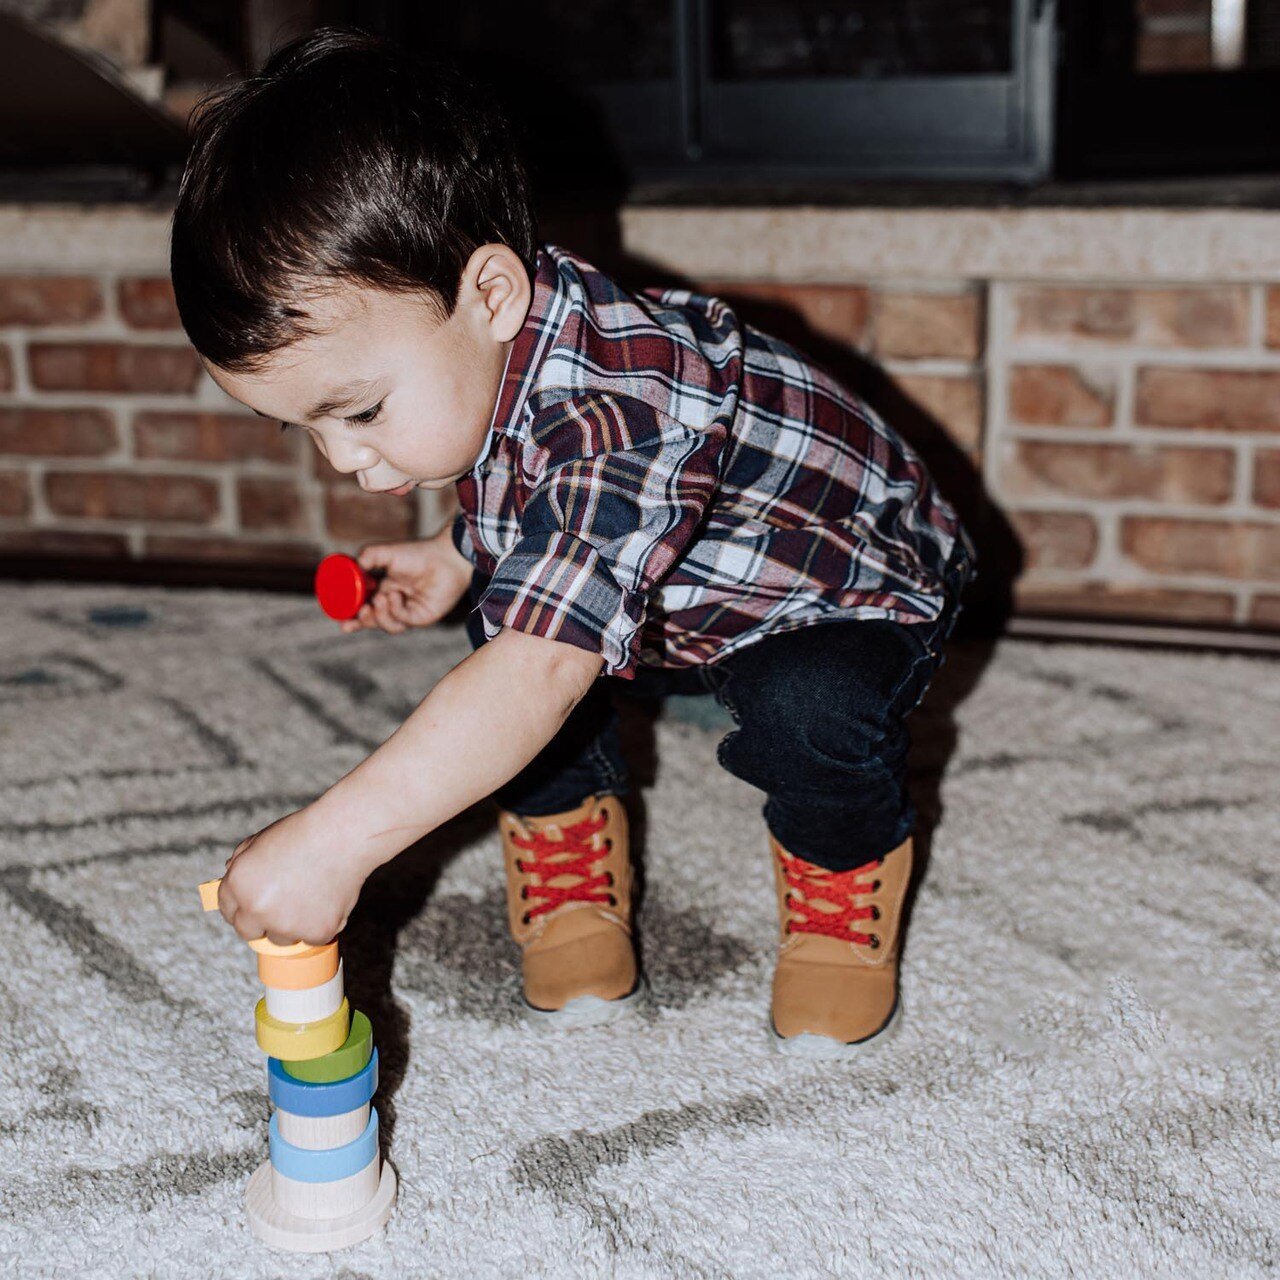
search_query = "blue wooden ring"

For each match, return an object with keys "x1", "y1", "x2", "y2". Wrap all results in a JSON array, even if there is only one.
[
  {"x1": 269, "y1": 1107, "x2": 379, "y2": 1183},
  {"x1": 267, "y1": 1049, "x2": 378, "y2": 1117}
]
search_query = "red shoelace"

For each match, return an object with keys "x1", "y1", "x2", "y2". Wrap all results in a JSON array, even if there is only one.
[
  {"x1": 782, "y1": 854, "x2": 884, "y2": 947},
  {"x1": 512, "y1": 813, "x2": 616, "y2": 924}
]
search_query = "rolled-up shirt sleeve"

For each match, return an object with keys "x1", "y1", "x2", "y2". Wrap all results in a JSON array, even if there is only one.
[{"x1": 476, "y1": 393, "x2": 726, "y2": 677}]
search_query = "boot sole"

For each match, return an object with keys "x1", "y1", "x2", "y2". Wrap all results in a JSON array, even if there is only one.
[
  {"x1": 770, "y1": 994, "x2": 902, "y2": 1058},
  {"x1": 521, "y1": 982, "x2": 644, "y2": 1029}
]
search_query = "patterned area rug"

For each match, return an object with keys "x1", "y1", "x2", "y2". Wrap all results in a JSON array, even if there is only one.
[{"x1": 0, "y1": 582, "x2": 1276, "y2": 1279}]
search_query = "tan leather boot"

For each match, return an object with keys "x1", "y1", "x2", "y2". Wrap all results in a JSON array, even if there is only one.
[
  {"x1": 498, "y1": 794, "x2": 639, "y2": 1025},
  {"x1": 769, "y1": 833, "x2": 913, "y2": 1055}
]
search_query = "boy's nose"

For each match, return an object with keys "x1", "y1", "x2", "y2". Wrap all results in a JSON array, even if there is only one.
[{"x1": 323, "y1": 434, "x2": 379, "y2": 475}]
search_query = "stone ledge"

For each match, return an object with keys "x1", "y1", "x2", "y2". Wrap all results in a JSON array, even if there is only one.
[{"x1": 4, "y1": 203, "x2": 1280, "y2": 283}]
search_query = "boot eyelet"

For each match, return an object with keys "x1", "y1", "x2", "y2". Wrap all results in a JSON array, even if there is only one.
[
  {"x1": 870, "y1": 905, "x2": 881, "y2": 920},
  {"x1": 604, "y1": 838, "x2": 613, "y2": 850},
  {"x1": 605, "y1": 871, "x2": 615, "y2": 886},
  {"x1": 871, "y1": 880, "x2": 881, "y2": 893},
  {"x1": 521, "y1": 911, "x2": 532, "y2": 925},
  {"x1": 514, "y1": 859, "x2": 525, "y2": 873},
  {"x1": 520, "y1": 886, "x2": 528, "y2": 900},
  {"x1": 867, "y1": 934, "x2": 881, "y2": 949},
  {"x1": 607, "y1": 894, "x2": 618, "y2": 907}
]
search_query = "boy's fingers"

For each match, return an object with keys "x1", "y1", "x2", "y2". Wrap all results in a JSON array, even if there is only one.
[
  {"x1": 372, "y1": 591, "x2": 406, "y2": 634},
  {"x1": 357, "y1": 542, "x2": 401, "y2": 571},
  {"x1": 234, "y1": 923, "x2": 262, "y2": 944},
  {"x1": 341, "y1": 605, "x2": 373, "y2": 633},
  {"x1": 384, "y1": 588, "x2": 415, "y2": 625},
  {"x1": 339, "y1": 604, "x2": 376, "y2": 634}
]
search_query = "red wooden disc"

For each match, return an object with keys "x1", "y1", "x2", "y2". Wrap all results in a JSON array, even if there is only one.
[{"x1": 314, "y1": 554, "x2": 374, "y2": 620}]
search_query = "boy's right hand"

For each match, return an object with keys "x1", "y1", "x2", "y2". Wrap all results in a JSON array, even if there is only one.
[{"x1": 341, "y1": 527, "x2": 472, "y2": 635}]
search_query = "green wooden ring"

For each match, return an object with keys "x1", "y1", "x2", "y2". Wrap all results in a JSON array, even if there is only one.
[{"x1": 281, "y1": 1009, "x2": 373, "y2": 1083}]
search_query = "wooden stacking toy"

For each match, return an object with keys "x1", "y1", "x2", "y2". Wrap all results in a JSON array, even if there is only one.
[
  {"x1": 314, "y1": 553, "x2": 378, "y2": 621},
  {"x1": 198, "y1": 878, "x2": 396, "y2": 1253}
]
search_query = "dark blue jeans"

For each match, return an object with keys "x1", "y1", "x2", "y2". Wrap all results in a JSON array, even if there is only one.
[{"x1": 466, "y1": 542, "x2": 973, "y2": 872}]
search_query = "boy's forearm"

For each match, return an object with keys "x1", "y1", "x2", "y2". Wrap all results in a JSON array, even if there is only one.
[{"x1": 315, "y1": 628, "x2": 603, "y2": 873}]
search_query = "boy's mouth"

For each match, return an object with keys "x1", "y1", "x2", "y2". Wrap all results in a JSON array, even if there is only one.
[{"x1": 374, "y1": 481, "x2": 416, "y2": 496}]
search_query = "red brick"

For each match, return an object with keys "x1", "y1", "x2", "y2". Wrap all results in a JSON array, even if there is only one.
[
  {"x1": 0, "y1": 276, "x2": 102, "y2": 327},
  {"x1": 1137, "y1": 31, "x2": 1212, "y2": 72},
  {"x1": 1267, "y1": 288, "x2": 1280, "y2": 350},
  {"x1": 893, "y1": 373, "x2": 984, "y2": 451},
  {"x1": 1250, "y1": 595, "x2": 1280, "y2": 628},
  {"x1": 1255, "y1": 450, "x2": 1280, "y2": 509},
  {"x1": 324, "y1": 485, "x2": 415, "y2": 542},
  {"x1": 1001, "y1": 441, "x2": 1235, "y2": 505},
  {"x1": 1014, "y1": 581, "x2": 1236, "y2": 624},
  {"x1": 1008, "y1": 365, "x2": 1115, "y2": 428},
  {"x1": 29, "y1": 342, "x2": 202, "y2": 394},
  {"x1": 143, "y1": 535, "x2": 321, "y2": 566},
  {"x1": 872, "y1": 291, "x2": 982, "y2": 360},
  {"x1": 134, "y1": 411, "x2": 295, "y2": 464},
  {"x1": 0, "y1": 408, "x2": 117, "y2": 457},
  {"x1": 238, "y1": 477, "x2": 307, "y2": 534},
  {"x1": 1011, "y1": 285, "x2": 1248, "y2": 349},
  {"x1": 117, "y1": 277, "x2": 182, "y2": 330},
  {"x1": 311, "y1": 444, "x2": 336, "y2": 480},
  {"x1": 1010, "y1": 510, "x2": 1099, "y2": 571},
  {"x1": 0, "y1": 469, "x2": 31, "y2": 517},
  {"x1": 1136, "y1": 368, "x2": 1280, "y2": 432},
  {"x1": 701, "y1": 281, "x2": 870, "y2": 349},
  {"x1": 0, "y1": 529, "x2": 130, "y2": 559},
  {"x1": 1121, "y1": 517, "x2": 1280, "y2": 580},
  {"x1": 0, "y1": 345, "x2": 12, "y2": 391},
  {"x1": 45, "y1": 472, "x2": 220, "y2": 524}
]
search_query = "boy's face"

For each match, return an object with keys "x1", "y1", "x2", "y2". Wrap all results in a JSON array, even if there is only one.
[{"x1": 203, "y1": 245, "x2": 532, "y2": 495}]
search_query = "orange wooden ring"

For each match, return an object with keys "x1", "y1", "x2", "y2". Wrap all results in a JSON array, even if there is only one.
[{"x1": 258, "y1": 942, "x2": 340, "y2": 990}]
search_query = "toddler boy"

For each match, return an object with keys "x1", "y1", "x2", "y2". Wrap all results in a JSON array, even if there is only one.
[{"x1": 173, "y1": 29, "x2": 974, "y2": 1054}]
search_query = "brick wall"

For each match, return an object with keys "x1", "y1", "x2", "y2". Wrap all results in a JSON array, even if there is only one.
[
  {"x1": 0, "y1": 271, "x2": 446, "y2": 569},
  {"x1": 1, "y1": 205, "x2": 1278, "y2": 632},
  {"x1": 989, "y1": 283, "x2": 1280, "y2": 629}
]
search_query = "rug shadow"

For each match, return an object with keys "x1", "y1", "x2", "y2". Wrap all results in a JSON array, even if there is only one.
[
  {"x1": 340, "y1": 800, "x2": 494, "y2": 1158},
  {"x1": 898, "y1": 636, "x2": 1000, "y2": 960}
]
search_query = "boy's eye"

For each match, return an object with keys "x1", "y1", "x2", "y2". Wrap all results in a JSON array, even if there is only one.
[{"x1": 346, "y1": 401, "x2": 384, "y2": 427}]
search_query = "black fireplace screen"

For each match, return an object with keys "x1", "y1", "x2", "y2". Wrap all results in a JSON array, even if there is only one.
[
  {"x1": 710, "y1": 0, "x2": 1014, "y2": 79},
  {"x1": 393, "y1": 0, "x2": 1053, "y2": 188}
]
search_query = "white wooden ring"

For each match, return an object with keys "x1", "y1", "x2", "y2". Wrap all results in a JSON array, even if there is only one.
[
  {"x1": 275, "y1": 1103, "x2": 370, "y2": 1151},
  {"x1": 247, "y1": 1158, "x2": 396, "y2": 1252},
  {"x1": 270, "y1": 1152, "x2": 381, "y2": 1221},
  {"x1": 263, "y1": 960, "x2": 345, "y2": 1024}
]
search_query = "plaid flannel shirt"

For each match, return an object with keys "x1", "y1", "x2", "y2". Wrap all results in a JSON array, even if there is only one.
[{"x1": 454, "y1": 245, "x2": 974, "y2": 679}]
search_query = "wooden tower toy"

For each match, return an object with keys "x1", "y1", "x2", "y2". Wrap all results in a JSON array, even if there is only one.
[{"x1": 198, "y1": 879, "x2": 397, "y2": 1253}]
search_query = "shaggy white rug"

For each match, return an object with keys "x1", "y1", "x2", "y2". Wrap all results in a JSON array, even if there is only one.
[{"x1": 0, "y1": 582, "x2": 1276, "y2": 1279}]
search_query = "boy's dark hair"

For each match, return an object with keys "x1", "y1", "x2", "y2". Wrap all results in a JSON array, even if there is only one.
[{"x1": 170, "y1": 27, "x2": 538, "y2": 371}]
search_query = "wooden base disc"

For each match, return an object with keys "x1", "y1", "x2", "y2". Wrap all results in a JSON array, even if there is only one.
[{"x1": 245, "y1": 1158, "x2": 396, "y2": 1253}]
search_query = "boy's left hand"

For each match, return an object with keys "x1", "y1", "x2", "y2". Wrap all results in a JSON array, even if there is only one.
[{"x1": 218, "y1": 803, "x2": 370, "y2": 947}]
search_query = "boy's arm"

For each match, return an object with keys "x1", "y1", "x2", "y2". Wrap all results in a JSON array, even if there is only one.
[{"x1": 328, "y1": 626, "x2": 603, "y2": 863}]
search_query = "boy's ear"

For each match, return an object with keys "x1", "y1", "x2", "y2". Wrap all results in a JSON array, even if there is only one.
[{"x1": 465, "y1": 243, "x2": 532, "y2": 344}]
